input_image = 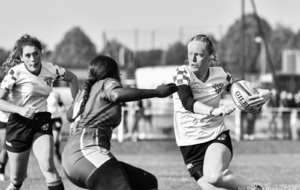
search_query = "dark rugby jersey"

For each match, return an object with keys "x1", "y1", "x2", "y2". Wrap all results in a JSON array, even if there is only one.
[{"x1": 70, "y1": 78, "x2": 122, "y2": 137}]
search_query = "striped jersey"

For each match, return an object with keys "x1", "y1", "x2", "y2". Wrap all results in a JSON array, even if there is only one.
[
  {"x1": 173, "y1": 65, "x2": 233, "y2": 146},
  {"x1": 0, "y1": 62, "x2": 66, "y2": 112},
  {"x1": 70, "y1": 78, "x2": 122, "y2": 140}
]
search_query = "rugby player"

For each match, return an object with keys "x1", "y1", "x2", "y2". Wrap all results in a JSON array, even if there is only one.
[
  {"x1": 62, "y1": 55, "x2": 178, "y2": 190},
  {"x1": 172, "y1": 34, "x2": 271, "y2": 190},
  {"x1": 0, "y1": 34, "x2": 79, "y2": 190}
]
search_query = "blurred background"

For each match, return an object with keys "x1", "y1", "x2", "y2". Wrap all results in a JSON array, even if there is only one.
[
  {"x1": 2, "y1": 1, "x2": 300, "y2": 189},
  {"x1": 1, "y1": 0, "x2": 300, "y2": 142}
]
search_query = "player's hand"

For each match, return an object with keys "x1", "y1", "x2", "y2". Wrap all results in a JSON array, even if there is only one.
[
  {"x1": 248, "y1": 89, "x2": 271, "y2": 106},
  {"x1": 155, "y1": 83, "x2": 178, "y2": 98},
  {"x1": 213, "y1": 105, "x2": 236, "y2": 116},
  {"x1": 18, "y1": 107, "x2": 36, "y2": 119}
]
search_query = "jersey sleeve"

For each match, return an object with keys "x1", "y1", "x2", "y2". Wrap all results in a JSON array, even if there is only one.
[
  {"x1": 173, "y1": 67, "x2": 196, "y2": 112},
  {"x1": 223, "y1": 68, "x2": 235, "y2": 92},
  {"x1": 103, "y1": 78, "x2": 122, "y2": 102},
  {"x1": 0, "y1": 68, "x2": 17, "y2": 92},
  {"x1": 173, "y1": 67, "x2": 190, "y2": 86},
  {"x1": 51, "y1": 63, "x2": 66, "y2": 80}
]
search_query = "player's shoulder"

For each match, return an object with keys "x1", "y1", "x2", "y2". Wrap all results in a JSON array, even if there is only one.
[
  {"x1": 210, "y1": 66, "x2": 225, "y2": 72},
  {"x1": 42, "y1": 61, "x2": 66, "y2": 76},
  {"x1": 210, "y1": 66, "x2": 228, "y2": 75},
  {"x1": 103, "y1": 78, "x2": 122, "y2": 88},
  {"x1": 6, "y1": 63, "x2": 25, "y2": 76},
  {"x1": 173, "y1": 65, "x2": 191, "y2": 85},
  {"x1": 9, "y1": 63, "x2": 24, "y2": 71},
  {"x1": 42, "y1": 61, "x2": 58, "y2": 69},
  {"x1": 174, "y1": 65, "x2": 190, "y2": 75}
]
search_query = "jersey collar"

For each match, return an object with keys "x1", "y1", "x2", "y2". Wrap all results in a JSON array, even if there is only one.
[{"x1": 194, "y1": 68, "x2": 210, "y2": 83}]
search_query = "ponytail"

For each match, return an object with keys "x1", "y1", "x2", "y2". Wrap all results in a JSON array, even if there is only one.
[
  {"x1": 72, "y1": 79, "x2": 96, "y2": 121},
  {"x1": 1, "y1": 50, "x2": 21, "y2": 75}
]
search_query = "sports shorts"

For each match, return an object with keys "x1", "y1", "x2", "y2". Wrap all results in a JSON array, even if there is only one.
[
  {"x1": 62, "y1": 128, "x2": 158, "y2": 190},
  {"x1": 0, "y1": 121, "x2": 6, "y2": 129},
  {"x1": 179, "y1": 130, "x2": 233, "y2": 181},
  {"x1": 50, "y1": 117, "x2": 63, "y2": 132},
  {"x1": 5, "y1": 112, "x2": 53, "y2": 153}
]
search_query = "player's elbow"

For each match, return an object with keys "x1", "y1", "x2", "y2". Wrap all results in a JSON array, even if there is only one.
[
  {"x1": 64, "y1": 69, "x2": 78, "y2": 83},
  {"x1": 110, "y1": 90, "x2": 121, "y2": 103}
]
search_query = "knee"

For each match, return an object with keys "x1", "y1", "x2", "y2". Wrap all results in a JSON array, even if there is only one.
[{"x1": 203, "y1": 171, "x2": 223, "y2": 186}]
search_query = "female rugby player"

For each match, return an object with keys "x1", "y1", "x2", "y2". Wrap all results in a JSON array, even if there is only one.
[
  {"x1": 172, "y1": 34, "x2": 271, "y2": 190},
  {"x1": 62, "y1": 55, "x2": 178, "y2": 190},
  {"x1": 0, "y1": 34, "x2": 79, "y2": 190}
]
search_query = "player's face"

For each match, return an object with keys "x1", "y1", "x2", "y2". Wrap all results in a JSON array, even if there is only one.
[
  {"x1": 20, "y1": 45, "x2": 42, "y2": 74},
  {"x1": 188, "y1": 41, "x2": 210, "y2": 72}
]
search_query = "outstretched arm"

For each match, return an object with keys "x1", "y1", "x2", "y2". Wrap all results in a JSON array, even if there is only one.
[{"x1": 110, "y1": 83, "x2": 178, "y2": 103}]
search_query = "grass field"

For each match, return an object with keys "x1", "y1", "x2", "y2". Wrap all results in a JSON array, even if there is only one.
[{"x1": 1, "y1": 139, "x2": 300, "y2": 190}]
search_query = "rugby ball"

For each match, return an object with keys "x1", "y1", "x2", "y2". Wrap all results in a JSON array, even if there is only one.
[{"x1": 230, "y1": 80, "x2": 261, "y2": 113}]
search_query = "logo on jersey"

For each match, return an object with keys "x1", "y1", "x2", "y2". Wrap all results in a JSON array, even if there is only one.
[
  {"x1": 44, "y1": 77, "x2": 54, "y2": 87},
  {"x1": 6, "y1": 141, "x2": 12, "y2": 147},
  {"x1": 186, "y1": 163, "x2": 194, "y2": 170},
  {"x1": 41, "y1": 123, "x2": 49, "y2": 131},
  {"x1": 191, "y1": 85, "x2": 203, "y2": 93},
  {"x1": 217, "y1": 133, "x2": 227, "y2": 140},
  {"x1": 212, "y1": 83, "x2": 224, "y2": 94}
]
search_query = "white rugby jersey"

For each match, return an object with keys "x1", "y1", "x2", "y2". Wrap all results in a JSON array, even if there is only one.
[
  {"x1": 173, "y1": 65, "x2": 233, "y2": 146},
  {"x1": 0, "y1": 62, "x2": 66, "y2": 112},
  {"x1": 0, "y1": 94, "x2": 12, "y2": 122}
]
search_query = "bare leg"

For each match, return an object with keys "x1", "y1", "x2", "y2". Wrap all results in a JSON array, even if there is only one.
[
  {"x1": 197, "y1": 177, "x2": 229, "y2": 190},
  {"x1": 7, "y1": 149, "x2": 30, "y2": 187},
  {"x1": 199, "y1": 143, "x2": 260, "y2": 190},
  {"x1": 32, "y1": 135, "x2": 62, "y2": 185},
  {"x1": 0, "y1": 129, "x2": 8, "y2": 181},
  {"x1": 52, "y1": 130, "x2": 62, "y2": 163}
]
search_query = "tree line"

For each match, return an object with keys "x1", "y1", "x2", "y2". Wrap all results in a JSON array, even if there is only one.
[{"x1": 1, "y1": 13, "x2": 300, "y2": 78}]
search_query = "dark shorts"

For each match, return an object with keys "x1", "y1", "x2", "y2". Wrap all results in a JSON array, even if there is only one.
[
  {"x1": 0, "y1": 121, "x2": 6, "y2": 129},
  {"x1": 50, "y1": 118, "x2": 63, "y2": 132},
  {"x1": 62, "y1": 128, "x2": 157, "y2": 190},
  {"x1": 5, "y1": 112, "x2": 53, "y2": 153},
  {"x1": 180, "y1": 130, "x2": 233, "y2": 181}
]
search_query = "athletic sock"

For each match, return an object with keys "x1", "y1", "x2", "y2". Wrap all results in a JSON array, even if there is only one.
[{"x1": 47, "y1": 177, "x2": 64, "y2": 190}]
